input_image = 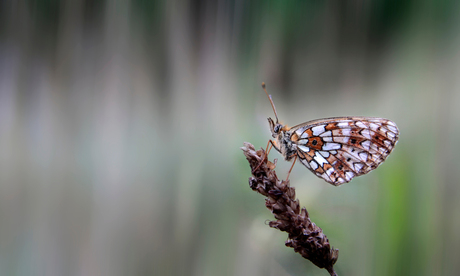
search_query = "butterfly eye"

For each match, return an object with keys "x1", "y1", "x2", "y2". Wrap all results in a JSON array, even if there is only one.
[{"x1": 274, "y1": 124, "x2": 282, "y2": 133}]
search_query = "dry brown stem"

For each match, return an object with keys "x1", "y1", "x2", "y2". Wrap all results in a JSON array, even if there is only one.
[{"x1": 241, "y1": 142, "x2": 339, "y2": 276}]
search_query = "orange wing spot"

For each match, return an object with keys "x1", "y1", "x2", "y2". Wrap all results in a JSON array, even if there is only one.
[
  {"x1": 303, "y1": 128, "x2": 313, "y2": 137},
  {"x1": 323, "y1": 163, "x2": 333, "y2": 171},
  {"x1": 315, "y1": 166, "x2": 324, "y2": 173},
  {"x1": 306, "y1": 148, "x2": 316, "y2": 158},
  {"x1": 291, "y1": 133, "x2": 299, "y2": 142},
  {"x1": 325, "y1": 123, "x2": 336, "y2": 131},
  {"x1": 296, "y1": 149, "x2": 306, "y2": 159},
  {"x1": 307, "y1": 137, "x2": 323, "y2": 150}
]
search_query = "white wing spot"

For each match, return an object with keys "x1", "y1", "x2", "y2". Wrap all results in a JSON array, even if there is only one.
[
  {"x1": 323, "y1": 142, "x2": 341, "y2": 151},
  {"x1": 322, "y1": 137, "x2": 333, "y2": 142},
  {"x1": 310, "y1": 160, "x2": 319, "y2": 170},
  {"x1": 320, "y1": 130, "x2": 332, "y2": 137},
  {"x1": 387, "y1": 125, "x2": 398, "y2": 133},
  {"x1": 369, "y1": 123, "x2": 380, "y2": 131},
  {"x1": 341, "y1": 129, "x2": 351, "y2": 136},
  {"x1": 337, "y1": 122, "x2": 349, "y2": 128},
  {"x1": 361, "y1": 129, "x2": 372, "y2": 139},
  {"x1": 358, "y1": 152, "x2": 368, "y2": 161},
  {"x1": 297, "y1": 139, "x2": 308, "y2": 145},
  {"x1": 384, "y1": 140, "x2": 392, "y2": 148},
  {"x1": 312, "y1": 125, "x2": 326, "y2": 136},
  {"x1": 356, "y1": 121, "x2": 366, "y2": 128},
  {"x1": 298, "y1": 145, "x2": 310, "y2": 152},
  {"x1": 300, "y1": 158, "x2": 311, "y2": 169},
  {"x1": 330, "y1": 150, "x2": 338, "y2": 155},
  {"x1": 345, "y1": 171, "x2": 355, "y2": 181},
  {"x1": 295, "y1": 127, "x2": 307, "y2": 137},
  {"x1": 387, "y1": 132, "x2": 396, "y2": 139},
  {"x1": 319, "y1": 151, "x2": 330, "y2": 158},
  {"x1": 370, "y1": 143, "x2": 380, "y2": 153},
  {"x1": 300, "y1": 132, "x2": 310, "y2": 139},
  {"x1": 361, "y1": 140, "x2": 371, "y2": 150},
  {"x1": 314, "y1": 151, "x2": 328, "y2": 166},
  {"x1": 354, "y1": 163, "x2": 364, "y2": 171},
  {"x1": 326, "y1": 167, "x2": 334, "y2": 176}
]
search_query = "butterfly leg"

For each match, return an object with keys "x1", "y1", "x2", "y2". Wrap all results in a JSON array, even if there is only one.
[
  {"x1": 285, "y1": 154, "x2": 297, "y2": 182},
  {"x1": 253, "y1": 140, "x2": 274, "y2": 173},
  {"x1": 266, "y1": 140, "x2": 274, "y2": 156}
]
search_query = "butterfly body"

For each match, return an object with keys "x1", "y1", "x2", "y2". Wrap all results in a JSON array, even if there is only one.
[
  {"x1": 268, "y1": 118, "x2": 297, "y2": 162},
  {"x1": 261, "y1": 83, "x2": 399, "y2": 186}
]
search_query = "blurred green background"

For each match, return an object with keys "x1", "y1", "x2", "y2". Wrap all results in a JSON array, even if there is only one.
[{"x1": 1, "y1": 0, "x2": 460, "y2": 275}]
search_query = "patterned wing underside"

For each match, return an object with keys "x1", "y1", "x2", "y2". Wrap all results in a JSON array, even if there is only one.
[{"x1": 291, "y1": 118, "x2": 399, "y2": 186}]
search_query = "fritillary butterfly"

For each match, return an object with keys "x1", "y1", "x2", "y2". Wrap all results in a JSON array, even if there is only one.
[{"x1": 261, "y1": 83, "x2": 399, "y2": 186}]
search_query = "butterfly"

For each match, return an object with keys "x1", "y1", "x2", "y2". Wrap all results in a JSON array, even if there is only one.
[{"x1": 261, "y1": 83, "x2": 399, "y2": 186}]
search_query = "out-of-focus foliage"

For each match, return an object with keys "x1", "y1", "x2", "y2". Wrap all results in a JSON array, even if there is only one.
[{"x1": 1, "y1": 1, "x2": 460, "y2": 275}]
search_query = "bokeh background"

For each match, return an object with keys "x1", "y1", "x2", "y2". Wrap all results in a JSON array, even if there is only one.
[{"x1": 1, "y1": 1, "x2": 460, "y2": 275}]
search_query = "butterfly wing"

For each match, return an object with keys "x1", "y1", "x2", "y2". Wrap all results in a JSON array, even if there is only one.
[{"x1": 289, "y1": 117, "x2": 399, "y2": 186}]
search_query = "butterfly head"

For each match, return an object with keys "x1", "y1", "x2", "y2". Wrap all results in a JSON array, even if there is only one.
[{"x1": 268, "y1": 117, "x2": 284, "y2": 138}]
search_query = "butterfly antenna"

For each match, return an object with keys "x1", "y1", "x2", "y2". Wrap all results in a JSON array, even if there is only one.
[{"x1": 262, "y1": 82, "x2": 279, "y2": 123}]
